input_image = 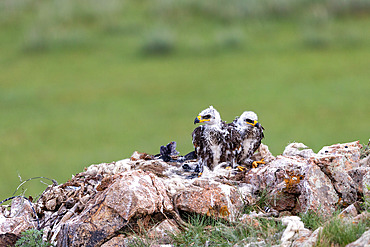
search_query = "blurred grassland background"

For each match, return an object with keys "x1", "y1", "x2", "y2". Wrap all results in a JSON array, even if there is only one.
[{"x1": 0, "y1": 0, "x2": 369, "y2": 198}]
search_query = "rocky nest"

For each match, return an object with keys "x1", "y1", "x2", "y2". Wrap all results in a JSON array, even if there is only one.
[{"x1": 1, "y1": 141, "x2": 370, "y2": 246}]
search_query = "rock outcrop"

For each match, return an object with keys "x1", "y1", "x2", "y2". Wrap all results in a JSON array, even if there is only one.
[
  {"x1": 0, "y1": 140, "x2": 369, "y2": 246},
  {"x1": 56, "y1": 170, "x2": 173, "y2": 246},
  {"x1": 0, "y1": 197, "x2": 38, "y2": 246}
]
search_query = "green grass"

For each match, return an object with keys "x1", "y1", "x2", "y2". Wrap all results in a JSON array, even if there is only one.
[
  {"x1": 122, "y1": 213, "x2": 284, "y2": 246},
  {"x1": 316, "y1": 217, "x2": 370, "y2": 247},
  {"x1": 125, "y1": 211, "x2": 369, "y2": 246},
  {"x1": 0, "y1": 0, "x2": 369, "y2": 198},
  {"x1": 299, "y1": 210, "x2": 326, "y2": 231},
  {"x1": 243, "y1": 188, "x2": 272, "y2": 214},
  {"x1": 171, "y1": 213, "x2": 284, "y2": 246}
]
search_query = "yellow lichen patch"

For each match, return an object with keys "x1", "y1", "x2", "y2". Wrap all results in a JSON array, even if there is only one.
[
  {"x1": 284, "y1": 170, "x2": 305, "y2": 190},
  {"x1": 219, "y1": 205, "x2": 230, "y2": 217},
  {"x1": 207, "y1": 206, "x2": 217, "y2": 217},
  {"x1": 337, "y1": 197, "x2": 349, "y2": 208},
  {"x1": 206, "y1": 205, "x2": 230, "y2": 218}
]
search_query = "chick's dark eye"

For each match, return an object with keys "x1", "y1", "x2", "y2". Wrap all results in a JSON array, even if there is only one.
[
  {"x1": 203, "y1": 114, "x2": 211, "y2": 119},
  {"x1": 245, "y1": 119, "x2": 254, "y2": 123}
]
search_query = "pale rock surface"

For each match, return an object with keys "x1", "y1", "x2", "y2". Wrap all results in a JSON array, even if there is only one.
[
  {"x1": 339, "y1": 204, "x2": 359, "y2": 218},
  {"x1": 318, "y1": 141, "x2": 362, "y2": 160},
  {"x1": 291, "y1": 227, "x2": 322, "y2": 247},
  {"x1": 352, "y1": 211, "x2": 370, "y2": 224},
  {"x1": 233, "y1": 237, "x2": 266, "y2": 247},
  {"x1": 245, "y1": 155, "x2": 339, "y2": 214},
  {"x1": 348, "y1": 167, "x2": 370, "y2": 194},
  {"x1": 360, "y1": 155, "x2": 370, "y2": 167},
  {"x1": 314, "y1": 141, "x2": 363, "y2": 206},
  {"x1": 346, "y1": 229, "x2": 370, "y2": 247},
  {"x1": 252, "y1": 143, "x2": 276, "y2": 163},
  {"x1": 147, "y1": 219, "x2": 180, "y2": 244},
  {"x1": 100, "y1": 235, "x2": 136, "y2": 247},
  {"x1": 363, "y1": 171, "x2": 370, "y2": 198},
  {"x1": 299, "y1": 162, "x2": 339, "y2": 215},
  {"x1": 283, "y1": 143, "x2": 316, "y2": 158},
  {"x1": 101, "y1": 220, "x2": 179, "y2": 247},
  {"x1": 280, "y1": 216, "x2": 306, "y2": 245},
  {"x1": 56, "y1": 170, "x2": 173, "y2": 247},
  {"x1": 174, "y1": 178, "x2": 244, "y2": 221},
  {"x1": 0, "y1": 197, "x2": 37, "y2": 235},
  {"x1": 313, "y1": 155, "x2": 358, "y2": 205},
  {"x1": 83, "y1": 159, "x2": 132, "y2": 176}
]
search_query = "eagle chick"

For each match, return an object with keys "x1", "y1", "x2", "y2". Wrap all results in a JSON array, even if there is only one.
[
  {"x1": 192, "y1": 106, "x2": 241, "y2": 173},
  {"x1": 230, "y1": 111, "x2": 265, "y2": 168}
]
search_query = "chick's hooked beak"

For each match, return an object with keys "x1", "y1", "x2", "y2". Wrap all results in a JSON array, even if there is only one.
[
  {"x1": 194, "y1": 115, "x2": 210, "y2": 124},
  {"x1": 194, "y1": 115, "x2": 201, "y2": 124},
  {"x1": 247, "y1": 120, "x2": 260, "y2": 127}
]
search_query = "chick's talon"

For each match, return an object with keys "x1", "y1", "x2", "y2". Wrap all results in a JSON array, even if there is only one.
[
  {"x1": 237, "y1": 166, "x2": 245, "y2": 171},
  {"x1": 252, "y1": 159, "x2": 265, "y2": 168},
  {"x1": 252, "y1": 162, "x2": 258, "y2": 168}
]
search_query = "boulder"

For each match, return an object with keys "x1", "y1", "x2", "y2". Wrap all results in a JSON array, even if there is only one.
[
  {"x1": 174, "y1": 179, "x2": 244, "y2": 221},
  {"x1": 280, "y1": 216, "x2": 306, "y2": 244},
  {"x1": 245, "y1": 155, "x2": 338, "y2": 215},
  {"x1": 346, "y1": 229, "x2": 370, "y2": 247},
  {"x1": 100, "y1": 235, "x2": 131, "y2": 247},
  {"x1": 56, "y1": 170, "x2": 173, "y2": 247},
  {"x1": 244, "y1": 141, "x2": 365, "y2": 215},
  {"x1": 0, "y1": 233, "x2": 19, "y2": 246},
  {"x1": 352, "y1": 211, "x2": 370, "y2": 224},
  {"x1": 360, "y1": 155, "x2": 370, "y2": 167},
  {"x1": 317, "y1": 141, "x2": 362, "y2": 162},
  {"x1": 283, "y1": 143, "x2": 316, "y2": 158},
  {"x1": 0, "y1": 197, "x2": 38, "y2": 235},
  {"x1": 314, "y1": 141, "x2": 363, "y2": 206},
  {"x1": 252, "y1": 143, "x2": 276, "y2": 164},
  {"x1": 363, "y1": 171, "x2": 370, "y2": 199},
  {"x1": 233, "y1": 237, "x2": 266, "y2": 247},
  {"x1": 101, "y1": 220, "x2": 179, "y2": 247},
  {"x1": 147, "y1": 219, "x2": 180, "y2": 244},
  {"x1": 291, "y1": 227, "x2": 322, "y2": 247},
  {"x1": 348, "y1": 167, "x2": 370, "y2": 194},
  {"x1": 83, "y1": 159, "x2": 132, "y2": 177},
  {"x1": 338, "y1": 203, "x2": 359, "y2": 218},
  {"x1": 298, "y1": 162, "x2": 339, "y2": 215},
  {"x1": 313, "y1": 155, "x2": 358, "y2": 206}
]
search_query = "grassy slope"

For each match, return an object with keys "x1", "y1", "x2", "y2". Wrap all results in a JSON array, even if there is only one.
[{"x1": 0, "y1": 2, "x2": 369, "y2": 197}]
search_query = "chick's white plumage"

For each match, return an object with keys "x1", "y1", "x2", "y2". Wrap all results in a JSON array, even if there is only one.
[
  {"x1": 230, "y1": 111, "x2": 264, "y2": 167},
  {"x1": 192, "y1": 106, "x2": 240, "y2": 171}
]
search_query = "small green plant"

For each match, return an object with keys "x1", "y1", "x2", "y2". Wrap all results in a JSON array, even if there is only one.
[
  {"x1": 315, "y1": 217, "x2": 368, "y2": 247},
  {"x1": 15, "y1": 229, "x2": 53, "y2": 247},
  {"x1": 360, "y1": 184, "x2": 370, "y2": 212},
  {"x1": 299, "y1": 209, "x2": 325, "y2": 230},
  {"x1": 360, "y1": 140, "x2": 370, "y2": 159},
  {"x1": 243, "y1": 188, "x2": 272, "y2": 214}
]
